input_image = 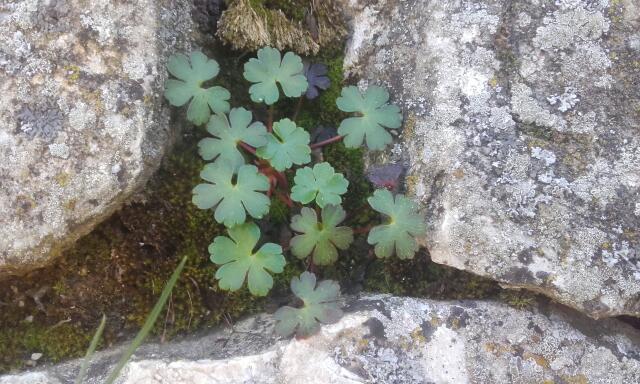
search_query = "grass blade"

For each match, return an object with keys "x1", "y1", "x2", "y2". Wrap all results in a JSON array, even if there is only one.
[
  {"x1": 104, "y1": 256, "x2": 187, "y2": 384},
  {"x1": 75, "y1": 314, "x2": 106, "y2": 384}
]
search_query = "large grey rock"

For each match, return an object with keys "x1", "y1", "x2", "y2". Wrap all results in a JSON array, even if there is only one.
[
  {"x1": 0, "y1": 0, "x2": 194, "y2": 275},
  {"x1": 2, "y1": 295, "x2": 640, "y2": 383},
  {"x1": 344, "y1": 0, "x2": 640, "y2": 318}
]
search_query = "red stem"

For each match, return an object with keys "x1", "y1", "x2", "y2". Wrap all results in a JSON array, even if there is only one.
[
  {"x1": 275, "y1": 171, "x2": 289, "y2": 189},
  {"x1": 276, "y1": 190, "x2": 293, "y2": 208},
  {"x1": 310, "y1": 135, "x2": 344, "y2": 149},
  {"x1": 238, "y1": 141, "x2": 257, "y2": 156}
]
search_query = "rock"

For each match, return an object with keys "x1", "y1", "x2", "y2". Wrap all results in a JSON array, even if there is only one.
[
  {"x1": 343, "y1": 0, "x2": 640, "y2": 318},
  {"x1": 2, "y1": 295, "x2": 640, "y2": 383},
  {"x1": 0, "y1": 0, "x2": 194, "y2": 275}
]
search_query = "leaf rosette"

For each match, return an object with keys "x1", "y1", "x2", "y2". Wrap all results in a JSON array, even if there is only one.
[
  {"x1": 290, "y1": 205, "x2": 353, "y2": 265},
  {"x1": 336, "y1": 85, "x2": 402, "y2": 150},
  {"x1": 274, "y1": 272, "x2": 342, "y2": 337},
  {"x1": 164, "y1": 51, "x2": 231, "y2": 125},
  {"x1": 192, "y1": 163, "x2": 271, "y2": 227},
  {"x1": 256, "y1": 118, "x2": 311, "y2": 171},
  {"x1": 209, "y1": 222, "x2": 285, "y2": 296},
  {"x1": 243, "y1": 47, "x2": 308, "y2": 105},
  {"x1": 198, "y1": 107, "x2": 267, "y2": 170},
  {"x1": 367, "y1": 189, "x2": 426, "y2": 259},
  {"x1": 291, "y1": 162, "x2": 348, "y2": 208}
]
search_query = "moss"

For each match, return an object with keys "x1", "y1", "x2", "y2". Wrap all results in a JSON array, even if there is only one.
[
  {"x1": 358, "y1": 250, "x2": 500, "y2": 300},
  {"x1": 324, "y1": 143, "x2": 374, "y2": 227},
  {"x1": 268, "y1": 197, "x2": 291, "y2": 224},
  {"x1": 296, "y1": 49, "x2": 347, "y2": 130},
  {"x1": 0, "y1": 324, "x2": 90, "y2": 370},
  {"x1": 499, "y1": 290, "x2": 538, "y2": 310},
  {"x1": 217, "y1": 0, "x2": 346, "y2": 55}
]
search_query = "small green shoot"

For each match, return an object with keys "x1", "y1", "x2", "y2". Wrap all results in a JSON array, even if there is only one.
[
  {"x1": 290, "y1": 205, "x2": 353, "y2": 265},
  {"x1": 164, "y1": 51, "x2": 230, "y2": 125},
  {"x1": 274, "y1": 272, "x2": 342, "y2": 338},
  {"x1": 291, "y1": 162, "x2": 349, "y2": 208},
  {"x1": 367, "y1": 189, "x2": 426, "y2": 259},
  {"x1": 336, "y1": 85, "x2": 402, "y2": 150},
  {"x1": 209, "y1": 222, "x2": 286, "y2": 296},
  {"x1": 75, "y1": 314, "x2": 106, "y2": 384}
]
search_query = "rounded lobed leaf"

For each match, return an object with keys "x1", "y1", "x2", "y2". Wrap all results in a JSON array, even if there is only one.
[
  {"x1": 336, "y1": 85, "x2": 402, "y2": 150},
  {"x1": 256, "y1": 118, "x2": 311, "y2": 171},
  {"x1": 367, "y1": 189, "x2": 426, "y2": 259},
  {"x1": 291, "y1": 163, "x2": 349, "y2": 208},
  {"x1": 290, "y1": 205, "x2": 353, "y2": 265},
  {"x1": 243, "y1": 47, "x2": 308, "y2": 105},
  {"x1": 192, "y1": 163, "x2": 271, "y2": 227},
  {"x1": 274, "y1": 272, "x2": 342, "y2": 338},
  {"x1": 164, "y1": 51, "x2": 230, "y2": 125},
  {"x1": 198, "y1": 107, "x2": 267, "y2": 170},
  {"x1": 209, "y1": 222, "x2": 285, "y2": 296}
]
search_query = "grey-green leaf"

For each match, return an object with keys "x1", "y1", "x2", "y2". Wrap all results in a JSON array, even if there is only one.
[
  {"x1": 198, "y1": 107, "x2": 267, "y2": 170},
  {"x1": 164, "y1": 51, "x2": 230, "y2": 125},
  {"x1": 274, "y1": 272, "x2": 342, "y2": 338},
  {"x1": 336, "y1": 85, "x2": 402, "y2": 150},
  {"x1": 367, "y1": 189, "x2": 426, "y2": 259}
]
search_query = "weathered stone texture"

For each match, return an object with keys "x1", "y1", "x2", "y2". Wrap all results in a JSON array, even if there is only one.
[
  {"x1": 2, "y1": 295, "x2": 640, "y2": 383},
  {"x1": 344, "y1": 0, "x2": 640, "y2": 318},
  {"x1": 0, "y1": 0, "x2": 194, "y2": 275}
]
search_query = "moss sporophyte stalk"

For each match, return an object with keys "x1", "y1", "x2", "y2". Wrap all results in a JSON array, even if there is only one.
[{"x1": 164, "y1": 47, "x2": 426, "y2": 337}]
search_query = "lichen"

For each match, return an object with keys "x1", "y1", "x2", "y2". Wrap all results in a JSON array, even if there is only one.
[{"x1": 16, "y1": 102, "x2": 64, "y2": 141}]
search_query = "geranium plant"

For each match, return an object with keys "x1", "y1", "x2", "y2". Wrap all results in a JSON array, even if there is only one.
[{"x1": 165, "y1": 47, "x2": 426, "y2": 338}]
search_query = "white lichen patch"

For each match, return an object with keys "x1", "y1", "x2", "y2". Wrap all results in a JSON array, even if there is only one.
[
  {"x1": 546, "y1": 88, "x2": 579, "y2": 112},
  {"x1": 47, "y1": 143, "x2": 70, "y2": 159},
  {"x1": 344, "y1": 0, "x2": 640, "y2": 318}
]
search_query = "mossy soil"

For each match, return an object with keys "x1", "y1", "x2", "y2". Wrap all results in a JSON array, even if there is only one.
[{"x1": 0, "y1": 38, "x2": 511, "y2": 375}]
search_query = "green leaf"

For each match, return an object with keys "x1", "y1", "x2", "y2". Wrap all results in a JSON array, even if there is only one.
[
  {"x1": 193, "y1": 163, "x2": 271, "y2": 227},
  {"x1": 290, "y1": 205, "x2": 353, "y2": 265},
  {"x1": 75, "y1": 314, "x2": 106, "y2": 384},
  {"x1": 336, "y1": 85, "x2": 402, "y2": 150},
  {"x1": 199, "y1": 108, "x2": 268, "y2": 170},
  {"x1": 164, "y1": 51, "x2": 231, "y2": 125},
  {"x1": 291, "y1": 162, "x2": 349, "y2": 208},
  {"x1": 256, "y1": 118, "x2": 311, "y2": 171},
  {"x1": 209, "y1": 222, "x2": 285, "y2": 296},
  {"x1": 367, "y1": 189, "x2": 426, "y2": 259},
  {"x1": 274, "y1": 272, "x2": 342, "y2": 338},
  {"x1": 243, "y1": 47, "x2": 308, "y2": 105},
  {"x1": 105, "y1": 256, "x2": 187, "y2": 384}
]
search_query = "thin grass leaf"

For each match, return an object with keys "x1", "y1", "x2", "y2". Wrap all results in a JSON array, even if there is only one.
[
  {"x1": 75, "y1": 314, "x2": 106, "y2": 384},
  {"x1": 104, "y1": 256, "x2": 187, "y2": 384}
]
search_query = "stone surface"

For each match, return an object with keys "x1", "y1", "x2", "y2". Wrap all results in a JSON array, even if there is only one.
[
  {"x1": 0, "y1": 0, "x2": 194, "y2": 275},
  {"x1": 2, "y1": 295, "x2": 640, "y2": 383},
  {"x1": 343, "y1": 0, "x2": 640, "y2": 318}
]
